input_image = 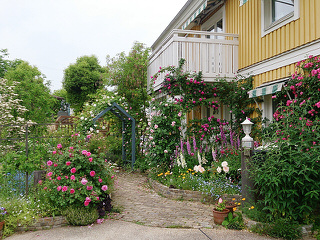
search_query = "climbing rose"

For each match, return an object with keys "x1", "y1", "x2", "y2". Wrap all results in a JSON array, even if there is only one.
[
  {"x1": 70, "y1": 189, "x2": 75, "y2": 194},
  {"x1": 70, "y1": 175, "x2": 75, "y2": 180},
  {"x1": 87, "y1": 186, "x2": 93, "y2": 190},
  {"x1": 62, "y1": 186, "x2": 68, "y2": 192},
  {"x1": 86, "y1": 197, "x2": 91, "y2": 202},
  {"x1": 66, "y1": 161, "x2": 71, "y2": 166},
  {"x1": 47, "y1": 160, "x2": 53, "y2": 166},
  {"x1": 57, "y1": 144, "x2": 62, "y2": 149},
  {"x1": 57, "y1": 176, "x2": 61, "y2": 180},
  {"x1": 84, "y1": 201, "x2": 90, "y2": 206},
  {"x1": 101, "y1": 185, "x2": 108, "y2": 191},
  {"x1": 57, "y1": 186, "x2": 62, "y2": 191},
  {"x1": 90, "y1": 171, "x2": 95, "y2": 177},
  {"x1": 47, "y1": 172, "x2": 53, "y2": 177},
  {"x1": 89, "y1": 157, "x2": 93, "y2": 162},
  {"x1": 98, "y1": 178, "x2": 103, "y2": 183},
  {"x1": 71, "y1": 168, "x2": 76, "y2": 173}
]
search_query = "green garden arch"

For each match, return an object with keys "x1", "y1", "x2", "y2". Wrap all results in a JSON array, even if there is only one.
[{"x1": 92, "y1": 102, "x2": 136, "y2": 169}]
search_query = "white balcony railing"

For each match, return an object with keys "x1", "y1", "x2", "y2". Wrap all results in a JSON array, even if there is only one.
[{"x1": 148, "y1": 29, "x2": 239, "y2": 91}]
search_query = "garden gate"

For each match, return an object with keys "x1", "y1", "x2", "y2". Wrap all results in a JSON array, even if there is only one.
[{"x1": 92, "y1": 102, "x2": 136, "y2": 169}]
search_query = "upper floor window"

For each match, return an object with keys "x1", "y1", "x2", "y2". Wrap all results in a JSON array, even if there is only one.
[
  {"x1": 272, "y1": 0, "x2": 294, "y2": 22},
  {"x1": 261, "y1": 0, "x2": 299, "y2": 36}
]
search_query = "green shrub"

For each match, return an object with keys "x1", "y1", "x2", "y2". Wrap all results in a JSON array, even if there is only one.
[
  {"x1": 222, "y1": 212, "x2": 245, "y2": 230},
  {"x1": 250, "y1": 219, "x2": 302, "y2": 240},
  {"x1": 63, "y1": 206, "x2": 98, "y2": 226}
]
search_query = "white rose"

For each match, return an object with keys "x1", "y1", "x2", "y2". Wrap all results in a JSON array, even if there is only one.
[
  {"x1": 223, "y1": 166, "x2": 229, "y2": 173},
  {"x1": 217, "y1": 166, "x2": 222, "y2": 173},
  {"x1": 221, "y1": 161, "x2": 228, "y2": 167}
]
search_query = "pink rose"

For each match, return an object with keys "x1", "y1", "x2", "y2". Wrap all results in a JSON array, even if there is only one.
[
  {"x1": 57, "y1": 176, "x2": 61, "y2": 180},
  {"x1": 90, "y1": 171, "x2": 95, "y2": 177},
  {"x1": 57, "y1": 186, "x2": 62, "y2": 191},
  {"x1": 86, "y1": 197, "x2": 91, "y2": 202},
  {"x1": 66, "y1": 161, "x2": 71, "y2": 166},
  {"x1": 87, "y1": 186, "x2": 93, "y2": 190},
  {"x1": 98, "y1": 178, "x2": 103, "y2": 183},
  {"x1": 62, "y1": 186, "x2": 68, "y2": 192},
  {"x1": 70, "y1": 175, "x2": 75, "y2": 180},
  {"x1": 47, "y1": 172, "x2": 53, "y2": 177},
  {"x1": 96, "y1": 197, "x2": 100, "y2": 201},
  {"x1": 89, "y1": 158, "x2": 93, "y2": 162},
  {"x1": 101, "y1": 185, "x2": 108, "y2": 191},
  {"x1": 82, "y1": 150, "x2": 87, "y2": 155},
  {"x1": 71, "y1": 168, "x2": 76, "y2": 173},
  {"x1": 81, "y1": 178, "x2": 88, "y2": 185},
  {"x1": 84, "y1": 201, "x2": 90, "y2": 206},
  {"x1": 65, "y1": 176, "x2": 69, "y2": 179},
  {"x1": 70, "y1": 189, "x2": 75, "y2": 194},
  {"x1": 57, "y1": 144, "x2": 62, "y2": 149},
  {"x1": 69, "y1": 146, "x2": 74, "y2": 150},
  {"x1": 111, "y1": 175, "x2": 114, "y2": 179},
  {"x1": 54, "y1": 163, "x2": 58, "y2": 167},
  {"x1": 52, "y1": 151, "x2": 57, "y2": 154},
  {"x1": 86, "y1": 152, "x2": 91, "y2": 157},
  {"x1": 47, "y1": 160, "x2": 53, "y2": 166}
]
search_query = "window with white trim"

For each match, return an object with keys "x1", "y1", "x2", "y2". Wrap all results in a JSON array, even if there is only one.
[{"x1": 261, "y1": 0, "x2": 299, "y2": 36}]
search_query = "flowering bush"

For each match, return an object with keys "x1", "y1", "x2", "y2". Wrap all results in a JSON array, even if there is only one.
[
  {"x1": 42, "y1": 134, "x2": 114, "y2": 209},
  {"x1": 253, "y1": 55, "x2": 320, "y2": 222}
]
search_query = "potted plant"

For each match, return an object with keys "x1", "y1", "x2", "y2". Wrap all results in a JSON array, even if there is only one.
[
  {"x1": 0, "y1": 206, "x2": 8, "y2": 240},
  {"x1": 225, "y1": 198, "x2": 238, "y2": 214},
  {"x1": 213, "y1": 198, "x2": 230, "y2": 225}
]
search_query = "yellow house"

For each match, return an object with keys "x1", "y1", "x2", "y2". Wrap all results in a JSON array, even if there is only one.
[{"x1": 148, "y1": 0, "x2": 320, "y2": 124}]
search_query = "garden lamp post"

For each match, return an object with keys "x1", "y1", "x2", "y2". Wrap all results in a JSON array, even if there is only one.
[
  {"x1": 241, "y1": 117, "x2": 254, "y2": 149},
  {"x1": 241, "y1": 117, "x2": 254, "y2": 204}
]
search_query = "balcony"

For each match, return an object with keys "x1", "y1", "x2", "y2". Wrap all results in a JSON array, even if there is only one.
[{"x1": 148, "y1": 29, "x2": 239, "y2": 91}]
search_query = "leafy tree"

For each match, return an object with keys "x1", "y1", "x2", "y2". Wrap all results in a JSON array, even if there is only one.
[
  {"x1": 0, "y1": 49, "x2": 23, "y2": 78},
  {"x1": 106, "y1": 42, "x2": 150, "y2": 153},
  {"x1": 63, "y1": 55, "x2": 105, "y2": 113},
  {"x1": 4, "y1": 61, "x2": 55, "y2": 123}
]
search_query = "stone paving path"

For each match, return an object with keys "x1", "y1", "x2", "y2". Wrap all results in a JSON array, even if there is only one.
[{"x1": 112, "y1": 171, "x2": 215, "y2": 229}]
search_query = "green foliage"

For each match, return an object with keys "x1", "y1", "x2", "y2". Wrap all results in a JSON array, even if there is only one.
[
  {"x1": 63, "y1": 206, "x2": 98, "y2": 226},
  {"x1": 250, "y1": 219, "x2": 302, "y2": 240},
  {"x1": 252, "y1": 55, "x2": 320, "y2": 222},
  {"x1": 0, "y1": 49, "x2": 23, "y2": 78},
  {"x1": 222, "y1": 212, "x2": 245, "y2": 230},
  {"x1": 63, "y1": 55, "x2": 105, "y2": 113},
  {"x1": 1, "y1": 197, "x2": 39, "y2": 238},
  {"x1": 4, "y1": 61, "x2": 55, "y2": 123}
]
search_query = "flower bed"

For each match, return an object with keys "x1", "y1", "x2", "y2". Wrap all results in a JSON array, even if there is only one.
[{"x1": 149, "y1": 178, "x2": 241, "y2": 204}]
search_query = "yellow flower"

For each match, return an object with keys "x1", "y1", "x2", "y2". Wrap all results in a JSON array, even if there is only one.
[
  {"x1": 182, "y1": 177, "x2": 185, "y2": 179},
  {"x1": 237, "y1": 203, "x2": 241, "y2": 205},
  {"x1": 250, "y1": 206, "x2": 255, "y2": 209},
  {"x1": 242, "y1": 198, "x2": 246, "y2": 201},
  {"x1": 233, "y1": 207, "x2": 237, "y2": 212},
  {"x1": 232, "y1": 198, "x2": 236, "y2": 201},
  {"x1": 192, "y1": 172, "x2": 195, "y2": 175}
]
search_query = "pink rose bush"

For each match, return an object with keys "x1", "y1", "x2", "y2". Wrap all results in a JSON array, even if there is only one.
[{"x1": 42, "y1": 134, "x2": 114, "y2": 209}]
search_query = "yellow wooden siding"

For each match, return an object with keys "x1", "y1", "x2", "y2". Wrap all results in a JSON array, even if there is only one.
[{"x1": 224, "y1": 0, "x2": 320, "y2": 70}]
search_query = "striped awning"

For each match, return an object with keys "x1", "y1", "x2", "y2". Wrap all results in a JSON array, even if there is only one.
[
  {"x1": 248, "y1": 81, "x2": 286, "y2": 98},
  {"x1": 182, "y1": 1, "x2": 207, "y2": 30}
]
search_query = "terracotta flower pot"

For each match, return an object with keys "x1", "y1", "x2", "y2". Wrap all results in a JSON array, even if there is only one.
[
  {"x1": 225, "y1": 203, "x2": 237, "y2": 214},
  {"x1": 0, "y1": 221, "x2": 5, "y2": 240},
  {"x1": 212, "y1": 208, "x2": 230, "y2": 225}
]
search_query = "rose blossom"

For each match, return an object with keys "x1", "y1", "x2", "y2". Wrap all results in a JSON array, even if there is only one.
[
  {"x1": 66, "y1": 161, "x2": 71, "y2": 166},
  {"x1": 54, "y1": 163, "x2": 58, "y2": 167},
  {"x1": 71, "y1": 168, "x2": 76, "y2": 173},
  {"x1": 57, "y1": 186, "x2": 62, "y2": 191},
  {"x1": 52, "y1": 150, "x2": 57, "y2": 154},
  {"x1": 101, "y1": 185, "x2": 108, "y2": 191},
  {"x1": 70, "y1": 189, "x2": 75, "y2": 194},
  {"x1": 47, "y1": 172, "x2": 53, "y2": 177},
  {"x1": 90, "y1": 171, "x2": 95, "y2": 177},
  {"x1": 81, "y1": 178, "x2": 88, "y2": 185},
  {"x1": 223, "y1": 166, "x2": 230, "y2": 173},
  {"x1": 98, "y1": 178, "x2": 103, "y2": 183},
  {"x1": 82, "y1": 150, "x2": 87, "y2": 155},
  {"x1": 86, "y1": 152, "x2": 91, "y2": 157},
  {"x1": 47, "y1": 160, "x2": 53, "y2": 166},
  {"x1": 86, "y1": 197, "x2": 91, "y2": 202},
  {"x1": 84, "y1": 201, "x2": 90, "y2": 206},
  {"x1": 70, "y1": 175, "x2": 75, "y2": 180},
  {"x1": 57, "y1": 176, "x2": 61, "y2": 180},
  {"x1": 62, "y1": 186, "x2": 68, "y2": 192},
  {"x1": 89, "y1": 157, "x2": 93, "y2": 162},
  {"x1": 57, "y1": 144, "x2": 62, "y2": 149},
  {"x1": 87, "y1": 186, "x2": 93, "y2": 190}
]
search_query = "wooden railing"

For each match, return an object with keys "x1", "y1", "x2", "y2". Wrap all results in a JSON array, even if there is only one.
[{"x1": 148, "y1": 29, "x2": 239, "y2": 91}]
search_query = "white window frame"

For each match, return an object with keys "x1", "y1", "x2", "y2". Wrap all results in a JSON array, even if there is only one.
[{"x1": 261, "y1": 0, "x2": 299, "y2": 37}]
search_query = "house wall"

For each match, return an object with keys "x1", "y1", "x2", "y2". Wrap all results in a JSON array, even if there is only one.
[{"x1": 225, "y1": 0, "x2": 320, "y2": 87}]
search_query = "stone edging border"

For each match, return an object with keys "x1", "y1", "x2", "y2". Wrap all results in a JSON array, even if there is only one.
[{"x1": 16, "y1": 216, "x2": 67, "y2": 232}]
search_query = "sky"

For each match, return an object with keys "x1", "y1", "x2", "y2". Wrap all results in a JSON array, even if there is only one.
[{"x1": 0, "y1": 0, "x2": 187, "y2": 92}]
